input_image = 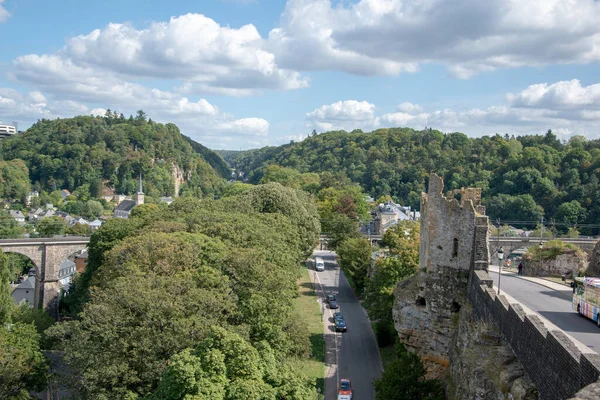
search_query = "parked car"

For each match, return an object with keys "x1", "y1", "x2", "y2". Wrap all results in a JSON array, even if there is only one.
[
  {"x1": 338, "y1": 378, "x2": 353, "y2": 400},
  {"x1": 333, "y1": 311, "x2": 343, "y2": 320},
  {"x1": 328, "y1": 300, "x2": 339, "y2": 309},
  {"x1": 334, "y1": 317, "x2": 347, "y2": 332},
  {"x1": 326, "y1": 294, "x2": 336, "y2": 304}
]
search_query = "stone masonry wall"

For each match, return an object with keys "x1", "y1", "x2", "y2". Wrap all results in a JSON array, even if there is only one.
[
  {"x1": 523, "y1": 252, "x2": 587, "y2": 278},
  {"x1": 394, "y1": 174, "x2": 492, "y2": 380},
  {"x1": 470, "y1": 270, "x2": 600, "y2": 400}
]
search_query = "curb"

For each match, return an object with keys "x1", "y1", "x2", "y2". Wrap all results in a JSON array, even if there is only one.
[{"x1": 494, "y1": 268, "x2": 573, "y2": 299}]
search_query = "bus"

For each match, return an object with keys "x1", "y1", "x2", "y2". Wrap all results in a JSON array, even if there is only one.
[{"x1": 572, "y1": 277, "x2": 600, "y2": 327}]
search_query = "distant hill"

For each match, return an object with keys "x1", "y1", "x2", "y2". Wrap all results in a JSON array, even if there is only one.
[
  {"x1": 0, "y1": 114, "x2": 225, "y2": 199},
  {"x1": 183, "y1": 136, "x2": 230, "y2": 178},
  {"x1": 222, "y1": 127, "x2": 600, "y2": 233}
]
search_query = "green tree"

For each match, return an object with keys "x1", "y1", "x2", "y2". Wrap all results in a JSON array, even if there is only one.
[
  {"x1": 65, "y1": 223, "x2": 91, "y2": 236},
  {"x1": 337, "y1": 238, "x2": 372, "y2": 294},
  {"x1": 556, "y1": 200, "x2": 586, "y2": 226},
  {"x1": 85, "y1": 200, "x2": 104, "y2": 219},
  {"x1": 0, "y1": 323, "x2": 48, "y2": 398},
  {"x1": 0, "y1": 249, "x2": 49, "y2": 398},
  {"x1": 36, "y1": 216, "x2": 66, "y2": 237},
  {"x1": 366, "y1": 221, "x2": 419, "y2": 344},
  {"x1": 374, "y1": 343, "x2": 445, "y2": 400},
  {"x1": 0, "y1": 249, "x2": 11, "y2": 324},
  {"x1": 0, "y1": 210, "x2": 22, "y2": 239}
]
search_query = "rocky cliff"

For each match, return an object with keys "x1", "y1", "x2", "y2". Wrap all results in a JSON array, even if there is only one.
[{"x1": 392, "y1": 174, "x2": 538, "y2": 398}]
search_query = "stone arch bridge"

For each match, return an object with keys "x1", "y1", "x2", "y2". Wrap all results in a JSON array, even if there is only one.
[{"x1": 0, "y1": 236, "x2": 90, "y2": 319}]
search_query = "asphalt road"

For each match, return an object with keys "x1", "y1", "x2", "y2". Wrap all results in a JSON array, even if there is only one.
[
  {"x1": 311, "y1": 250, "x2": 382, "y2": 400},
  {"x1": 488, "y1": 270, "x2": 600, "y2": 351}
]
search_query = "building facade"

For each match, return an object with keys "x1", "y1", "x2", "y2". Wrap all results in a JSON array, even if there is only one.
[{"x1": 0, "y1": 124, "x2": 17, "y2": 139}]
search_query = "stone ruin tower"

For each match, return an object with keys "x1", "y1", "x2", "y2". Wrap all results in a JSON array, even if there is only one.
[{"x1": 393, "y1": 173, "x2": 490, "y2": 379}]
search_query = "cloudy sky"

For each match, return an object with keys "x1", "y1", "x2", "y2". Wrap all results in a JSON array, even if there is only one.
[{"x1": 1, "y1": 0, "x2": 600, "y2": 149}]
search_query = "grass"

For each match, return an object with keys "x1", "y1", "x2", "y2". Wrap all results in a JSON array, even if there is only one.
[{"x1": 290, "y1": 264, "x2": 325, "y2": 395}]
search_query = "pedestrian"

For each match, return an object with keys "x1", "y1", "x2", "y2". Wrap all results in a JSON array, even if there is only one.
[{"x1": 518, "y1": 262, "x2": 523, "y2": 276}]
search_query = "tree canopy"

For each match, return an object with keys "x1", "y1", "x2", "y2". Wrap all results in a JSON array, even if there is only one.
[
  {"x1": 223, "y1": 128, "x2": 600, "y2": 233},
  {"x1": 0, "y1": 114, "x2": 228, "y2": 201},
  {"x1": 48, "y1": 183, "x2": 321, "y2": 399}
]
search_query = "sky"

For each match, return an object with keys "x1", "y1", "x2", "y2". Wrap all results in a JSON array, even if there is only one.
[{"x1": 1, "y1": 0, "x2": 600, "y2": 150}]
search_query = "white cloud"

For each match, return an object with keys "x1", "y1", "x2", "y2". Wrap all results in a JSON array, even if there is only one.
[
  {"x1": 0, "y1": 0, "x2": 10, "y2": 23},
  {"x1": 306, "y1": 100, "x2": 376, "y2": 131},
  {"x1": 506, "y1": 80, "x2": 600, "y2": 109},
  {"x1": 6, "y1": 52, "x2": 270, "y2": 148},
  {"x1": 306, "y1": 80, "x2": 600, "y2": 139},
  {"x1": 269, "y1": 0, "x2": 600, "y2": 78},
  {"x1": 53, "y1": 13, "x2": 308, "y2": 95},
  {"x1": 0, "y1": 88, "x2": 90, "y2": 121}
]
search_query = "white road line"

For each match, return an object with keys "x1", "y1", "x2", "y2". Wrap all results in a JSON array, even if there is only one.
[{"x1": 312, "y1": 264, "x2": 340, "y2": 392}]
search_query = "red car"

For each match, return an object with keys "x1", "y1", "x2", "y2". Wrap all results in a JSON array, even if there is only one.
[{"x1": 338, "y1": 378, "x2": 353, "y2": 400}]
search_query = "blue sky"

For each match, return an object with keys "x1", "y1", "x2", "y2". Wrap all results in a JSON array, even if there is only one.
[{"x1": 1, "y1": 0, "x2": 600, "y2": 149}]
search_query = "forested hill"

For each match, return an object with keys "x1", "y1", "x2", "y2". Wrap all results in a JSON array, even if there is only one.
[
  {"x1": 0, "y1": 113, "x2": 229, "y2": 199},
  {"x1": 223, "y1": 127, "x2": 600, "y2": 233}
]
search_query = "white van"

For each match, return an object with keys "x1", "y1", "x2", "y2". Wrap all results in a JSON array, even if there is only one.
[{"x1": 315, "y1": 257, "x2": 325, "y2": 271}]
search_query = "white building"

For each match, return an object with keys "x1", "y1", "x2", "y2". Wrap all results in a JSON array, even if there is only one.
[
  {"x1": 0, "y1": 124, "x2": 17, "y2": 139},
  {"x1": 58, "y1": 259, "x2": 77, "y2": 293},
  {"x1": 10, "y1": 276, "x2": 35, "y2": 306},
  {"x1": 89, "y1": 219, "x2": 103, "y2": 231},
  {"x1": 8, "y1": 210, "x2": 26, "y2": 226}
]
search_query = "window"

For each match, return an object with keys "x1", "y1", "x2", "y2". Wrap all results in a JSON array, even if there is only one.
[{"x1": 452, "y1": 238, "x2": 459, "y2": 258}]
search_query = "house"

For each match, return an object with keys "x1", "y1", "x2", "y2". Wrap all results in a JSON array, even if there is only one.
[
  {"x1": 371, "y1": 201, "x2": 420, "y2": 235},
  {"x1": 60, "y1": 189, "x2": 71, "y2": 200},
  {"x1": 75, "y1": 250, "x2": 88, "y2": 274},
  {"x1": 39, "y1": 209, "x2": 55, "y2": 219},
  {"x1": 112, "y1": 194, "x2": 127, "y2": 205},
  {"x1": 28, "y1": 207, "x2": 45, "y2": 220},
  {"x1": 89, "y1": 219, "x2": 103, "y2": 231},
  {"x1": 160, "y1": 196, "x2": 173, "y2": 205},
  {"x1": 10, "y1": 276, "x2": 35, "y2": 306},
  {"x1": 74, "y1": 217, "x2": 89, "y2": 225},
  {"x1": 113, "y1": 174, "x2": 144, "y2": 219},
  {"x1": 8, "y1": 210, "x2": 26, "y2": 226},
  {"x1": 26, "y1": 190, "x2": 39, "y2": 207},
  {"x1": 58, "y1": 259, "x2": 77, "y2": 293},
  {"x1": 64, "y1": 215, "x2": 77, "y2": 226}
]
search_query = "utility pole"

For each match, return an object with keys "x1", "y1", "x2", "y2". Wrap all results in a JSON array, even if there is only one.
[
  {"x1": 497, "y1": 218, "x2": 503, "y2": 294},
  {"x1": 540, "y1": 216, "x2": 545, "y2": 240}
]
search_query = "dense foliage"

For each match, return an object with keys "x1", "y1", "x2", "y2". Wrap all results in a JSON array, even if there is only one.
[
  {"x1": 365, "y1": 221, "x2": 420, "y2": 344},
  {"x1": 374, "y1": 342, "x2": 445, "y2": 400},
  {"x1": 256, "y1": 165, "x2": 369, "y2": 244},
  {"x1": 48, "y1": 183, "x2": 321, "y2": 399},
  {"x1": 0, "y1": 113, "x2": 227, "y2": 200},
  {"x1": 0, "y1": 249, "x2": 49, "y2": 399},
  {"x1": 224, "y1": 128, "x2": 600, "y2": 233}
]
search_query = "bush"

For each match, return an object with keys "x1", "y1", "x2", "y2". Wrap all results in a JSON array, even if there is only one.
[{"x1": 374, "y1": 342, "x2": 445, "y2": 400}]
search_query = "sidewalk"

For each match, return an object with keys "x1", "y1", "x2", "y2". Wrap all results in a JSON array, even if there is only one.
[{"x1": 488, "y1": 265, "x2": 573, "y2": 295}]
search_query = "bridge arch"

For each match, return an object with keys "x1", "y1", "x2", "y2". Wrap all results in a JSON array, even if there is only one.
[{"x1": 0, "y1": 237, "x2": 90, "y2": 318}]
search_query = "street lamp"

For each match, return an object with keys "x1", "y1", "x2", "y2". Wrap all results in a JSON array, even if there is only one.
[
  {"x1": 497, "y1": 247, "x2": 504, "y2": 294},
  {"x1": 539, "y1": 241, "x2": 543, "y2": 273}
]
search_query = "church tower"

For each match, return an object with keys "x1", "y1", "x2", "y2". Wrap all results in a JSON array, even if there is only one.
[{"x1": 134, "y1": 173, "x2": 144, "y2": 206}]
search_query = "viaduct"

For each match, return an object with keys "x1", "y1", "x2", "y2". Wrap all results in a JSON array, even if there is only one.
[{"x1": 1, "y1": 236, "x2": 90, "y2": 319}]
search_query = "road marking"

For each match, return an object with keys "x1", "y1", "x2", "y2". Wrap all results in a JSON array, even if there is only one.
[{"x1": 312, "y1": 263, "x2": 340, "y2": 392}]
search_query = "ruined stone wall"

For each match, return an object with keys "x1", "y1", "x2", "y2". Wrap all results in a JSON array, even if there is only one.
[
  {"x1": 394, "y1": 174, "x2": 491, "y2": 379},
  {"x1": 449, "y1": 302, "x2": 536, "y2": 400},
  {"x1": 420, "y1": 174, "x2": 482, "y2": 274}
]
